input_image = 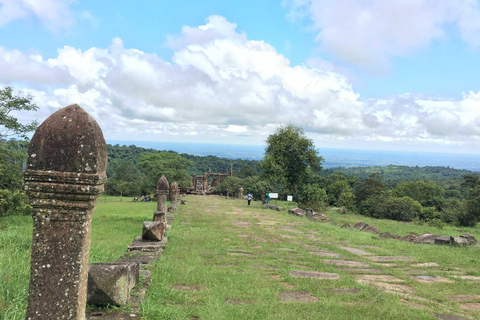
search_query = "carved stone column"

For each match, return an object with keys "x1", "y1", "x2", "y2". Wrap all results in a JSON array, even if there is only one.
[
  {"x1": 154, "y1": 176, "x2": 169, "y2": 225},
  {"x1": 170, "y1": 181, "x2": 178, "y2": 203},
  {"x1": 23, "y1": 104, "x2": 107, "y2": 320}
]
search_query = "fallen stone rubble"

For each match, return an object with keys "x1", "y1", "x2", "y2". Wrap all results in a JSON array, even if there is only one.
[{"x1": 275, "y1": 206, "x2": 478, "y2": 247}]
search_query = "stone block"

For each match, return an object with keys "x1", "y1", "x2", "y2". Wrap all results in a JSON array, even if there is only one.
[
  {"x1": 434, "y1": 235, "x2": 453, "y2": 245},
  {"x1": 153, "y1": 211, "x2": 165, "y2": 222},
  {"x1": 400, "y1": 234, "x2": 417, "y2": 242},
  {"x1": 181, "y1": 199, "x2": 187, "y2": 205},
  {"x1": 353, "y1": 222, "x2": 368, "y2": 230},
  {"x1": 305, "y1": 208, "x2": 314, "y2": 219},
  {"x1": 459, "y1": 234, "x2": 477, "y2": 245},
  {"x1": 142, "y1": 221, "x2": 164, "y2": 241},
  {"x1": 380, "y1": 232, "x2": 401, "y2": 239},
  {"x1": 288, "y1": 207, "x2": 305, "y2": 217},
  {"x1": 87, "y1": 262, "x2": 139, "y2": 306},
  {"x1": 276, "y1": 206, "x2": 284, "y2": 211},
  {"x1": 362, "y1": 225, "x2": 380, "y2": 234},
  {"x1": 411, "y1": 234, "x2": 439, "y2": 244},
  {"x1": 340, "y1": 223, "x2": 351, "y2": 229}
]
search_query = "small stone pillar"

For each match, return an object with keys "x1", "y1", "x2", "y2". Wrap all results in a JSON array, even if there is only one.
[
  {"x1": 260, "y1": 189, "x2": 265, "y2": 204},
  {"x1": 23, "y1": 104, "x2": 107, "y2": 320},
  {"x1": 305, "y1": 208, "x2": 314, "y2": 219},
  {"x1": 237, "y1": 187, "x2": 244, "y2": 200},
  {"x1": 153, "y1": 176, "x2": 169, "y2": 225},
  {"x1": 170, "y1": 181, "x2": 178, "y2": 203}
]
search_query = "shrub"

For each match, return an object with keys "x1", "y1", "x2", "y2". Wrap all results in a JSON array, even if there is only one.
[
  {"x1": 0, "y1": 189, "x2": 31, "y2": 217},
  {"x1": 298, "y1": 184, "x2": 327, "y2": 212}
]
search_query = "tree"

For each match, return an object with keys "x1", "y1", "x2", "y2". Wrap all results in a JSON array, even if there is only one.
[
  {"x1": 261, "y1": 124, "x2": 323, "y2": 201},
  {"x1": 354, "y1": 173, "x2": 385, "y2": 203},
  {"x1": 1, "y1": 87, "x2": 38, "y2": 139},
  {"x1": 0, "y1": 87, "x2": 38, "y2": 216},
  {"x1": 138, "y1": 152, "x2": 193, "y2": 193}
]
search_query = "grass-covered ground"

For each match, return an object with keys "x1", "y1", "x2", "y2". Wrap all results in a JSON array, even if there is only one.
[
  {"x1": 1, "y1": 195, "x2": 479, "y2": 319},
  {"x1": 142, "y1": 196, "x2": 480, "y2": 319},
  {"x1": 0, "y1": 196, "x2": 157, "y2": 319}
]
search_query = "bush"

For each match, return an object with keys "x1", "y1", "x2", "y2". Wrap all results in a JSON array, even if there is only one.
[
  {"x1": 0, "y1": 189, "x2": 31, "y2": 217},
  {"x1": 418, "y1": 206, "x2": 441, "y2": 221},
  {"x1": 298, "y1": 184, "x2": 327, "y2": 212},
  {"x1": 427, "y1": 218, "x2": 445, "y2": 229},
  {"x1": 458, "y1": 198, "x2": 480, "y2": 226},
  {"x1": 360, "y1": 194, "x2": 422, "y2": 222}
]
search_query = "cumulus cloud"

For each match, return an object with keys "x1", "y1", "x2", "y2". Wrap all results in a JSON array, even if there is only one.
[
  {"x1": 284, "y1": 0, "x2": 480, "y2": 68},
  {"x1": 2, "y1": 15, "x2": 480, "y2": 150},
  {"x1": 0, "y1": 0, "x2": 94, "y2": 31}
]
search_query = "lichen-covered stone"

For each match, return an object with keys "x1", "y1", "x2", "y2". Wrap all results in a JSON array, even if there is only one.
[
  {"x1": 353, "y1": 222, "x2": 368, "y2": 230},
  {"x1": 87, "y1": 262, "x2": 139, "y2": 306},
  {"x1": 23, "y1": 104, "x2": 107, "y2": 320},
  {"x1": 142, "y1": 221, "x2": 164, "y2": 241},
  {"x1": 156, "y1": 176, "x2": 169, "y2": 227}
]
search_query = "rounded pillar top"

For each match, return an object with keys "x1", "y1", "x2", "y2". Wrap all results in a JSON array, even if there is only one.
[
  {"x1": 170, "y1": 181, "x2": 178, "y2": 191},
  {"x1": 27, "y1": 104, "x2": 107, "y2": 174},
  {"x1": 156, "y1": 175, "x2": 169, "y2": 191}
]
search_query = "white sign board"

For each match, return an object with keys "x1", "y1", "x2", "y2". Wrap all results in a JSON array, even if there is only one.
[
  {"x1": 269, "y1": 193, "x2": 279, "y2": 199},
  {"x1": 287, "y1": 195, "x2": 293, "y2": 202}
]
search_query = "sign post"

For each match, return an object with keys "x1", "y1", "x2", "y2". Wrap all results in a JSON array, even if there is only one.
[{"x1": 270, "y1": 193, "x2": 278, "y2": 205}]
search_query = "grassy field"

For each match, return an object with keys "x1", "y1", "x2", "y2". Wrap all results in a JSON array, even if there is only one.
[
  {"x1": 1, "y1": 196, "x2": 479, "y2": 319},
  {"x1": 142, "y1": 196, "x2": 480, "y2": 320},
  {"x1": 0, "y1": 196, "x2": 157, "y2": 320}
]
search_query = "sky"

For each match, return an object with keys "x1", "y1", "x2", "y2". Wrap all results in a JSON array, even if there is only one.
[{"x1": 2, "y1": 0, "x2": 480, "y2": 154}]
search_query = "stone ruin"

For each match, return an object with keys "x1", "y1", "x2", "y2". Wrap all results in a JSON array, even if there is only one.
[
  {"x1": 22, "y1": 105, "x2": 176, "y2": 318},
  {"x1": 23, "y1": 104, "x2": 107, "y2": 320},
  {"x1": 148, "y1": 175, "x2": 169, "y2": 239},
  {"x1": 237, "y1": 187, "x2": 244, "y2": 200},
  {"x1": 167, "y1": 181, "x2": 180, "y2": 213},
  {"x1": 191, "y1": 165, "x2": 233, "y2": 194}
]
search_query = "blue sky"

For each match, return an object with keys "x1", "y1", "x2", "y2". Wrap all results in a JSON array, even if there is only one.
[{"x1": 1, "y1": 0, "x2": 480, "y2": 153}]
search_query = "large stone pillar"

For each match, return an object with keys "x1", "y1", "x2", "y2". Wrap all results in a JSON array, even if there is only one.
[
  {"x1": 237, "y1": 187, "x2": 244, "y2": 200},
  {"x1": 154, "y1": 176, "x2": 169, "y2": 225},
  {"x1": 23, "y1": 104, "x2": 107, "y2": 320}
]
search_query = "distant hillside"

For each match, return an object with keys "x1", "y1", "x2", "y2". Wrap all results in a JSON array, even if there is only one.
[
  {"x1": 107, "y1": 144, "x2": 260, "y2": 177},
  {"x1": 321, "y1": 165, "x2": 474, "y2": 186}
]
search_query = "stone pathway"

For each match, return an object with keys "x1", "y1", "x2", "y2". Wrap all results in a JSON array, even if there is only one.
[{"x1": 142, "y1": 196, "x2": 480, "y2": 320}]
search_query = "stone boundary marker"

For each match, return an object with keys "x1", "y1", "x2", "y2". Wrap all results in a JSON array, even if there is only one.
[{"x1": 23, "y1": 105, "x2": 107, "y2": 320}]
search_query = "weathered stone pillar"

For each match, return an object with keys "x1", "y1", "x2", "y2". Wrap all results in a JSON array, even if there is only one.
[
  {"x1": 23, "y1": 104, "x2": 107, "y2": 320},
  {"x1": 260, "y1": 189, "x2": 265, "y2": 204},
  {"x1": 170, "y1": 181, "x2": 178, "y2": 203},
  {"x1": 237, "y1": 187, "x2": 244, "y2": 200},
  {"x1": 153, "y1": 176, "x2": 169, "y2": 225}
]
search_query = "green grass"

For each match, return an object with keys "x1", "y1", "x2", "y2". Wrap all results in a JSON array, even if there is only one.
[
  {"x1": 0, "y1": 196, "x2": 155, "y2": 319},
  {"x1": 141, "y1": 196, "x2": 480, "y2": 319},
  {"x1": 1, "y1": 196, "x2": 479, "y2": 319}
]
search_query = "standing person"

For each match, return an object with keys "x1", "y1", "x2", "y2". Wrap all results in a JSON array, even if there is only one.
[
  {"x1": 247, "y1": 193, "x2": 252, "y2": 205},
  {"x1": 265, "y1": 193, "x2": 270, "y2": 204}
]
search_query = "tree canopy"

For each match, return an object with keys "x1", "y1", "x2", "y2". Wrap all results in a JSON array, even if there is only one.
[{"x1": 261, "y1": 124, "x2": 323, "y2": 201}]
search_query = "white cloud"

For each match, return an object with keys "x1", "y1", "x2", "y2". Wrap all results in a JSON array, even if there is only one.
[
  {"x1": 2, "y1": 15, "x2": 480, "y2": 151},
  {"x1": 0, "y1": 0, "x2": 94, "y2": 31},
  {"x1": 284, "y1": 0, "x2": 480, "y2": 68}
]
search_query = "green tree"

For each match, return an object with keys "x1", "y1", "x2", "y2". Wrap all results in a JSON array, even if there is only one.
[
  {"x1": 0, "y1": 87, "x2": 38, "y2": 216},
  {"x1": 138, "y1": 152, "x2": 193, "y2": 193},
  {"x1": 261, "y1": 124, "x2": 323, "y2": 201},
  {"x1": 394, "y1": 180, "x2": 446, "y2": 210},
  {"x1": 1, "y1": 87, "x2": 38, "y2": 139},
  {"x1": 354, "y1": 173, "x2": 385, "y2": 203},
  {"x1": 216, "y1": 176, "x2": 244, "y2": 196}
]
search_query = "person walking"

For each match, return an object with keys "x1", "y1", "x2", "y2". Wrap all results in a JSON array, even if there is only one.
[
  {"x1": 247, "y1": 193, "x2": 252, "y2": 205},
  {"x1": 265, "y1": 193, "x2": 270, "y2": 204}
]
